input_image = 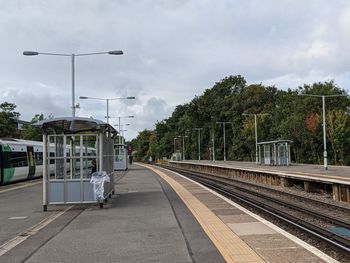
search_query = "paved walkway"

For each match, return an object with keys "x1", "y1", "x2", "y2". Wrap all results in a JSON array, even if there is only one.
[{"x1": 1, "y1": 165, "x2": 224, "y2": 263}]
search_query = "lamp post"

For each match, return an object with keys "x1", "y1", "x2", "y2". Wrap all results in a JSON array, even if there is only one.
[
  {"x1": 216, "y1": 122, "x2": 232, "y2": 161},
  {"x1": 212, "y1": 129, "x2": 215, "y2": 161},
  {"x1": 79, "y1": 96, "x2": 135, "y2": 124},
  {"x1": 114, "y1": 124, "x2": 130, "y2": 143},
  {"x1": 23, "y1": 50, "x2": 123, "y2": 117},
  {"x1": 194, "y1": 128, "x2": 203, "y2": 161},
  {"x1": 243, "y1": 113, "x2": 269, "y2": 164},
  {"x1": 109, "y1": 115, "x2": 134, "y2": 144},
  {"x1": 300, "y1": 94, "x2": 347, "y2": 170},
  {"x1": 120, "y1": 129, "x2": 128, "y2": 144},
  {"x1": 178, "y1": 135, "x2": 188, "y2": 160},
  {"x1": 173, "y1": 137, "x2": 178, "y2": 154}
]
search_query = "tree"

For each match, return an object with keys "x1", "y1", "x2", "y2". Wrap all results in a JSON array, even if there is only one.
[
  {"x1": 21, "y1": 114, "x2": 45, "y2": 141},
  {"x1": 0, "y1": 102, "x2": 20, "y2": 138},
  {"x1": 131, "y1": 76, "x2": 350, "y2": 165},
  {"x1": 327, "y1": 110, "x2": 349, "y2": 164}
]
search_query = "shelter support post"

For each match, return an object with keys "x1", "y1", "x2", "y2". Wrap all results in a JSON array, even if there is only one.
[{"x1": 43, "y1": 134, "x2": 47, "y2": 211}]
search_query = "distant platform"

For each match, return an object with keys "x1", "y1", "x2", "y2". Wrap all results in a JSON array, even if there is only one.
[{"x1": 169, "y1": 160, "x2": 350, "y2": 203}]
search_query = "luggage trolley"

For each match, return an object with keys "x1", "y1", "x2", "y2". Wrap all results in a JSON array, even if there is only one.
[{"x1": 34, "y1": 117, "x2": 117, "y2": 211}]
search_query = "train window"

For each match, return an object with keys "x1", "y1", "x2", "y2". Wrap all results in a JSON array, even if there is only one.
[
  {"x1": 66, "y1": 135, "x2": 81, "y2": 157},
  {"x1": 54, "y1": 159, "x2": 64, "y2": 179},
  {"x1": 49, "y1": 135, "x2": 64, "y2": 157},
  {"x1": 82, "y1": 135, "x2": 97, "y2": 157},
  {"x1": 83, "y1": 158, "x2": 97, "y2": 178},
  {"x1": 8, "y1": 152, "x2": 28, "y2": 168},
  {"x1": 35, "y1": 152, "x2": 43, "y2": 165},
  {"x1": 49, "y1": 152, "x2": 54, "y2": 164},
  {"x1": 66, "y1": 158, "x2": 81, "y2": 179}
]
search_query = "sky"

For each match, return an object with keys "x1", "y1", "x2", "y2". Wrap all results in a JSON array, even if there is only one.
[{"x1": 1, "y1": 0, "x2": 350, "y2": 140}]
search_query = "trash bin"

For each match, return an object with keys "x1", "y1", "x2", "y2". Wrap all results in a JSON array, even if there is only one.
[{"x1": 90, "y1": 171, "x2": 110, "y2": 207}]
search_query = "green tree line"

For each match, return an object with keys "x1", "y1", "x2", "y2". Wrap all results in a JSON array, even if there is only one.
[
  {"x1": 0, "y1": 102, "x2": 47, "y2": 140},
  {"x1": 131, "y1": 75, "x2": 350, "y2": 165}
]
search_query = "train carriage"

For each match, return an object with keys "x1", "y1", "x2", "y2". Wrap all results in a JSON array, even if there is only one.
[
  {"x1": 0, "y1": 138, "x2": 98, "y2": 185},
  {"x1": 0, "y1": 138, "x2": 43, "y2": 184}
]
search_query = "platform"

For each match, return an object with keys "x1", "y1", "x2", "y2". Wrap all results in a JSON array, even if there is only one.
[
  {"x1": 0, "y1": 164, "x2": 340, "y2": 263},
  {"x1": 169, "y1": 160, "x2": 350, "y2": 203}
]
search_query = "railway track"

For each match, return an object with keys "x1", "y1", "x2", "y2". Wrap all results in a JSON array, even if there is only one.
[{"x1": 160, "y1": 165, "x2": 350, "y2": 257}]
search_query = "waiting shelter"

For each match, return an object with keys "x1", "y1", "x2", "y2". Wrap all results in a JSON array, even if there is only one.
[
  {"x1": 34, "y1": 117, "x2": 117, "y2": 211},
  {"x1": 114, "y1": 143, "x2": 128, "y2": 170},
  {"x1": 257, "y1": 140, "x2": 292, "y2": 166}
]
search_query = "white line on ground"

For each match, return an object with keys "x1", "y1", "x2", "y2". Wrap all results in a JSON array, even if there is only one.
[
  {"x1": 8, "y1": 216, "x2": 28, "y2": 220},
  {"x1": 0, "y1": 205, "x2": 73, "y2": 257},
  {"x1": 0, "y1": 181, "x2": 42, "y2": 194},
  {"x1": 156, "y1": 165, "x2": 341, "y2": 263}
]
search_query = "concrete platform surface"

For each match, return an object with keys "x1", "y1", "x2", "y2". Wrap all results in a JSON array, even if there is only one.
[{"x1": 1, "y1": 165, "x2": 224, "y2": 263}]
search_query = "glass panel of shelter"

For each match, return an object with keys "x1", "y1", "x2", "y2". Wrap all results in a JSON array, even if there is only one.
[
  {"x1": 47, "y1": 134, "x2": 98, "y2": 181},
  {"x1": 66, "y1": 135, "x2": 81, "y2": 179},
  {"x1": 82, "y1": 135, "x2": 98, "y2": 179}
]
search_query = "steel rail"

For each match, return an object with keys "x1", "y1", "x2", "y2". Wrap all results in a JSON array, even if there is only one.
[
  {"x1": 164, "y1": 165, "x2": 350, "y2": 212},
  {"x1": 160, "y1": 165, "x2": 350, "y2": 253}
]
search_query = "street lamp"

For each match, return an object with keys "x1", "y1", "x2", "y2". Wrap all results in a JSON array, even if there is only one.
[
  {"x1": 173, "y1": 137, "x2": 178, "y2": 154},
  {"x1": 23, "y1": 50, "x2": 123, "y2": 117},
  {"x1": 119, "y1": 129, "x2": 128, "y2": 144},
  {"x1": 242, "y1": 113, "x2": 269, "y2": 164},
  {"x1": 300, "y1": 94, "x2": 347, "y2": 170},
  {"x1": 216, "y1": 122, "x2": 232, "y2": 161},
  {"x1": 178, "y1": 135, "x2": 188, "y2": 160},
  {"x1": 194, "y1": 128, "x2": 203, "y2": 161},
  {"x1": 109, "y1": 115, "x2": 134, "y2": 144},
  {"x1": 211, "y1": 129, "x2": 215, "y2": 161},
  {"x1": 79, "y1": 96, "x2": 135, "y2": 124},
  {"x1": 113, "y1": 124, "x2": 130, "y2": 143}
]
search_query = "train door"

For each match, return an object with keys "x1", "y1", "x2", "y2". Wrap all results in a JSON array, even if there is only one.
[{"x1": 27, "y1": 146, "x2": 36, "y2": 178}]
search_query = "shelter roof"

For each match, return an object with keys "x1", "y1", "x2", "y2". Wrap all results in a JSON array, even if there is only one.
[
  {"x1": 33, "y1": 117, "x2": 117, "y2": 135},
  {"x1": 257, "y1": 140, "x2": 293, "y2": 145}
]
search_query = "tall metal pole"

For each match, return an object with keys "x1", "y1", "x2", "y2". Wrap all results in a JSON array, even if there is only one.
[
  {"x1": 212, "y1": 130, "x2": 215, "y2": 161},
  {"x1": 322, "y1": 96, "x2": 328, "y2": 170},
  {"x1": 71, "y1": 54, "x2": 75, "y2": 117},
  {"x1": 24, "y1": 50, "x2": 124, "y2": 118},
  {"x1": 106, "y1": 99, "x2": 110, "y2": 124},
  {"x1": 222, "y1": 123, "x2": 226, "y2": 161},
  {"x1": 254, "y1": 114, "x2": 258, "y2": 164},
  {"x1": 173, "y1": 138, "x2": 177, "y2": 153},
  {"x1": 199, "y1": 130, "x2": 201, "y2": 160},
  {"x1": 198, "y1": 130, "x2": 200, "y2": 160},
  {"x1": 299, "y1": 93, "x2": 347, "y2": 170},
  {"x1": 182, "y1": 136, "x2": 185, "y2": 160},
  {"x1": 118, "y1": 117, "x2": 121, "y2": 144},
  {"x1": 195, "y1": 128, "x2": 202, "y2": 160},
  {"x1": 217, "y1": 122, "x2": 232, "y2": 161}
]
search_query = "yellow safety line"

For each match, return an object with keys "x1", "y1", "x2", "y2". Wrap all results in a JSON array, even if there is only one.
[
  {"x1": 0, "y1": 181, "x2": 41, "y2": 194},
  {"x1": 142, "y1": 164, "x2": 265, "y2": 263}
]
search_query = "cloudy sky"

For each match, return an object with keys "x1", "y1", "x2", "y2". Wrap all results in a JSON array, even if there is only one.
[{"x1": 1, "y1": 0, "x2": 350, "y2": 140}]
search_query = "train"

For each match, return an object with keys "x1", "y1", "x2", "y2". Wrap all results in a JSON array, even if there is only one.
[
  {"x1": 0, "y1": 138, "x2": 44, "y2": 185},
  {"x1": 0, "y1": 138, "x2": 107, "y2": 185}
]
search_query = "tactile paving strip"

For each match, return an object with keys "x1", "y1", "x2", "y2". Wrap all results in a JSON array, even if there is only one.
[{"x1": 146, "y1": 165, "x2": 266, "y2": 263}]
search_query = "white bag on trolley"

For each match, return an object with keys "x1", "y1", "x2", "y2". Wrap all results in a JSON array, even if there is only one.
[{"x1": 90, "y1": 171, "x2": 110, "y2": 201}]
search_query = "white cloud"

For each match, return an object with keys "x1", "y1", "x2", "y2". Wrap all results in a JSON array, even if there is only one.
[{"x1": 1, "y1": 0, "x2": 350, "y2": 139}]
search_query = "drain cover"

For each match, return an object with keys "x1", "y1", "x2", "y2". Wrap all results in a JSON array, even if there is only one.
[{"x1": 328, "y1": 227, "x2": 350, "y2": 237}]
